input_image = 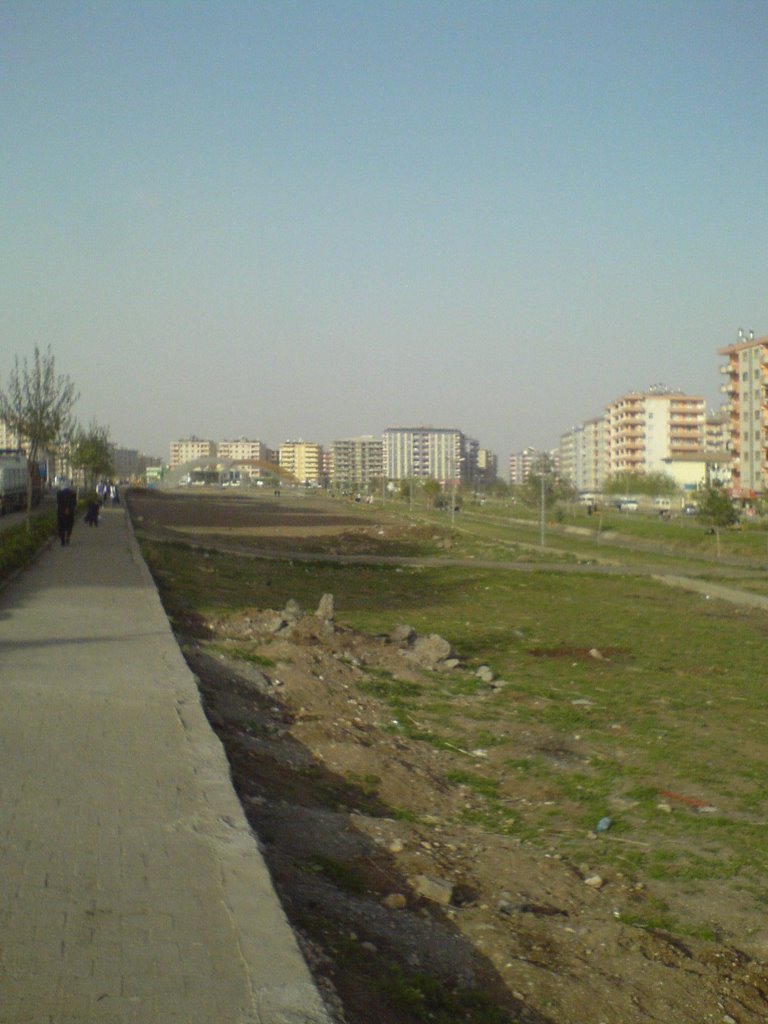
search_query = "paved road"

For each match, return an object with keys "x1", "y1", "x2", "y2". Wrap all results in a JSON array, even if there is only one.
[{"x1": 0, "y1": 506, "x2": 330, "y2": 1023}]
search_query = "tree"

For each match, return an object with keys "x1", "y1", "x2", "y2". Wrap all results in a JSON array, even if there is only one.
[
  {"x1": 697, "y1": 486, "x2": 739, "y2": 558},
  {"x1": 421, "y1": 478, "x2": 442, "y2": 508},
  {"x1": 603, "y1": 472, "x2": 678, "y2": 497},
  {"x1": 0, "y1": 346, "x2": 79, "y2": 521},
  {"x1": 69, "y1": 420, "x2": 114, "y2": 491}
]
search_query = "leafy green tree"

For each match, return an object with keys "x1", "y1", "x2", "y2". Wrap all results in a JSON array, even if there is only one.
[
  {"x1": 603, "y1": 472, "x2": 678, "y2": 497},
  {"x1": 519, "y1": 455, "x2": 575, "y2": 510},
  {"x1": 422, "y1": 478, "x2": 442, "y2": 507},
  {"x1": 69, "y1": 420, "x2": 114, "y2": 490},
  {"x1": 0, "y1": 346, "x2": 78, "y2": 522},
  {"x1": 697, "y1": 487, "x2": 739, "y2": 528},
  {"x1": 697, "y1": 487, "x2": 739, "y2": 558}
]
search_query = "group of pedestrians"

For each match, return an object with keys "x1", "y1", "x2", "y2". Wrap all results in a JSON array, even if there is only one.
[{"x1": 55, "y1": 479, "x2": 120, "y2": 547}]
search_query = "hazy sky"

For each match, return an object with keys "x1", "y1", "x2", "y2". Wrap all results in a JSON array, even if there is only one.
[{"x1": 2, "y1": 1, "x2": 767, "y2": 463}]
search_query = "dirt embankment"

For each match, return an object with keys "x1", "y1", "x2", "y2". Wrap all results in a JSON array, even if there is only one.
[{"x1": 184, "y1": 604, "x2": 768, "y2": 1024}]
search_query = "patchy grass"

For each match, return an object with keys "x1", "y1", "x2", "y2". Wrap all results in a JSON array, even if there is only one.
[{"x1": 139, "y1": 515, "x2": 768, "y2": 942}]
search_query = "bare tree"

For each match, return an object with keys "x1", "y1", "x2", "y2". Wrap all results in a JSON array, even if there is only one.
[{"x1": 0, "y1": 346, "x2": 79, "y2": 522}]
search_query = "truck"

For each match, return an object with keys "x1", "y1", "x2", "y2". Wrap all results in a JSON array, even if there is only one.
[{"x1": 0, "y1": 450, "x2": 42, "y2": 515}]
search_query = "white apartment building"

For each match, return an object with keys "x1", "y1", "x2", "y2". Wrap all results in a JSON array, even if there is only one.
[
  {"x1": 169, "y1": 437, "x2": 217, "y2": 469},
  {"x1": 279, "y1": 440, "x2": 322, "y2": 485},
  {"x1": 330, "y1": 436, "x2": 383, "y2": 490},
  {"x1": 605, "y1": 388, "x2": 705, "y2": 478},
  {"x1": 217, "y1": 438, "x2": 270, "y2": 463},
  {"x1": 718, "y1": 329, "x2": 768, "y2": 495},
  {"x1": 509, "y1": 447, "x2": 550, "y2": 485},
  {"x1": 383, "y1": 427, "x2": 467, "y2": 483}
]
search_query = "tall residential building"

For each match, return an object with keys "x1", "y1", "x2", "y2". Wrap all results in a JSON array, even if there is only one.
[
  {"x1": 170, "y1": 437, "x2": 217, "y2": 469},
  {"x1": 509, "y1": 447, "x2": 545, "y2": 484},
  {"x1": 383, "y1": 427, "x2": 467, "y2": 483},
  {"x1": 474, "y1": 447, "x2": 498, "y2": 486},
  {"x1": 605, "y1": 388, "x2": 705, "y2": 478},
  {"x1": 330, "y1": 436, "x2": 383, "y2": 490},
  {"x1": 559, "y1": 418, "x2": 607, "y2": 493},
  {"x1": 718, "y1": 329, "x2": 768, "y2": 495},
  {"x1": 218, "y1": 438, "x2": 265, "y2": 462},
  {"x1": 279, "y1": 440, "x2": 322, "y2": 484}
]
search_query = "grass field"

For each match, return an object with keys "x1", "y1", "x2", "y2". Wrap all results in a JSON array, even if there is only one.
[{"x1": 142, "y1": 489, "x2": 768, "y2": 944}]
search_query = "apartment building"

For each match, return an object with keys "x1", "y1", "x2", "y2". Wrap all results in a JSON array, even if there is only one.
[
  {"x1": 508, "y1": 447, "x2": 548, "y2": 484},
  {"x1": 559, "y1": 419, "x2": 608, "y2": 493},
  {"x1": 279, "y1": 440, "x2": 322, "y2": 485},
  {"x1": 605, "y1": 388, "x2": 705, "y2": 478},
  {"x1": 474, "y1": 447, "x2": 498, "y2": 486},
  {"x1": 718, "y1": 329, "x2": 768, "y2": 495},
  {"x1": 383, "y1": 427, "x2": 467, "y2": 483},
  {"x1": 330, "y1": 436, "x2": 383, "y2": 490},
  {"x1": 217, "y1": 438, "x2": 269, "y2": 463},
  {"x1": 169, "y1": 437, "x2": 217, "y2": 469}
]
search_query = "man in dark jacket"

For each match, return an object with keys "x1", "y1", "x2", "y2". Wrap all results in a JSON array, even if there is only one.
[{"x1": 56, "y1": 481, "x2": 77, "y2": 546}]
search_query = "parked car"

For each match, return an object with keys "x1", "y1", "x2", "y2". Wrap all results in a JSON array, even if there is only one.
[{"x1": 682, "y1": 504, "x2": 698, "y2": 516}]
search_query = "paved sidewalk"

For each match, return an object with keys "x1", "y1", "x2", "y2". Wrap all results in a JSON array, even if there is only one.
[{"x1": 0, "y1": 506, "x2": 331, "y2": 1024}]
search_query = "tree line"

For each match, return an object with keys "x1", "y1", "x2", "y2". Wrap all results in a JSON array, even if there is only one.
[{"x1": 0, "y1": 346, "x2": 114, "y2": 518}]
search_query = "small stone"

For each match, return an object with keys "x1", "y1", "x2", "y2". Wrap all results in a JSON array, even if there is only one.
[
  {"x1": 657, "y1": 802, "x2": 672, "y2": 813},
  {"x1": 316, "y1": 593, "x2": 335, "y2": 621},
  {"x1": 382, "y1": 893, "x2": 407, "y2": 910},
  {"x1": 584, "y1": 875, "x2": 604, "y2": 890},
  {"x1": 476, "y1": 665, "x2": 495, "y2": 683},
  {"x1": 387, "y1": 838, "x2": 404, "y2": 854},
  {"x1": 390, "y1": 624, "x2": 416, "y2": 646}
]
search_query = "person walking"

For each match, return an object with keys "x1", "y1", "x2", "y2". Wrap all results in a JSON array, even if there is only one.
[{"x1": 56, "y1": 481, "x2": 77, "y2": 546}]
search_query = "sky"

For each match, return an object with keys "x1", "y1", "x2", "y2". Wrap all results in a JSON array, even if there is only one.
[{"x1": 2, "y1": 1, "x2": 767, "y2": 464}]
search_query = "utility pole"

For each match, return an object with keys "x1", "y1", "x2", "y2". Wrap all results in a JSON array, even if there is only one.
[{"x1": 540, "y1": 470, "x2": 546, "y2": 547}]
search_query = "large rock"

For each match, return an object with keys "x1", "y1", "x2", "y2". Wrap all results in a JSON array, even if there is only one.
[{"x1": 402, "y1": 633, "x2": 454, "y2": 670}]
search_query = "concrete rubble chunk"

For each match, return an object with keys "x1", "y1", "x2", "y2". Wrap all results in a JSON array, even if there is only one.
[
  {"x1": 412, "y1": 874, "x2": 454, "y2": 906},
  {"x1": 283, "y1": 599, "x2": 303, "y2": 622}
]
